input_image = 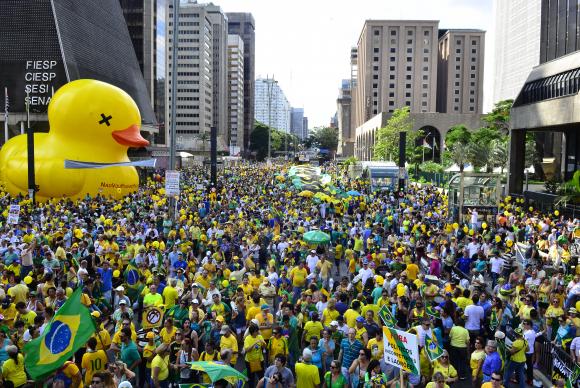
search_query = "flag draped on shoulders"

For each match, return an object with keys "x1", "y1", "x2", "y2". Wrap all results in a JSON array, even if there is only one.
[
  {"x1": 24, "y1": 287, "x2": 96, "y2": 379},
  {"x1": 124, "y1": 259, "x2": 142, "y2": 301}
]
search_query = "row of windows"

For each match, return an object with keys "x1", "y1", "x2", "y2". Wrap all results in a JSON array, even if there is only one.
[
  {"x1": 177, "y1": 88, "x2": 199, "y2": 93},
  {"x1": 519, "y1": 68, "x2": 580, "y2": 105},
  {"x1": 176, "y1": 113, "x2": 200, "y2": 117},
  {"x1": 375, "y1": 29, "x2": 431, "y2": 37}
]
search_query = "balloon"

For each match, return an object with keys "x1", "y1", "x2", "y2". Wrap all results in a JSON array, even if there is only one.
[
  {"x1": 554, "y1": 210, "x2": 560, "y2": 216},
  {"x1": 24, "y1": 276, "x2": 33, "y2": 285},
  {"x1": 397, "y1": 247, "x2": 404, "y2": 254},
  {"x1": 463, "y1": 226, "x2": 469, "y2": 233},
  {"x1": 453, "y1": 223, "x2": 459, "y2": 230},
  {"x1": 506, "y1": 240, "x2": 513, "y2": 247},
  {"x1": 529, "y1": 207, "x2": 534, "y2": 212},
  {"x1": 481, "y1": 222, "x2": 487, "y2": 229},
  {"x1": 495, "y1": 235, "x2": 501, "y2": 243},
  {"x1": 113, "y1": 270, "x2": 121, "y2": 278},
  {"x1": 0, "y1": 80, "x2": 147, "y2": 201},
  {"x1": 222, "y1": 280, "x2": 229, "y2": 288},
  {"x1": 469, "y1": 229, "x2": 474, "y2": 236}
]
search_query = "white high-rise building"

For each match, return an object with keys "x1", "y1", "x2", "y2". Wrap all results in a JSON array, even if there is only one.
[
  {"x1": 493, "y1": 0, "x2": 541, "y2": 103},
  {"x1": 166, "y1": 1, "x2": 228, "y2": 153},
  {"x1": 227, "y1": 34, "x2": 244, "y2": 154},
  {"x1": 254, "y1": 78, "x2": 291, "y2": 133}
]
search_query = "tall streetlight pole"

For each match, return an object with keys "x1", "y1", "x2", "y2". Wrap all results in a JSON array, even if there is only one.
[
  {"x1": 169, "y1": 0, "x2": 180, "y2": 171},
  {"x1": 266, "y1": 76, "x2": 277, "y2": 161}
]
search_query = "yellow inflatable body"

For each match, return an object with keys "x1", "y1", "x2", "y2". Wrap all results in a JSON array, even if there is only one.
[{"x1": 0, "y1": 79, "x2": 149, "y2": 201}]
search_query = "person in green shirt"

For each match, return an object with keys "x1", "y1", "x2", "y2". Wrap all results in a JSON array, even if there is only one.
[
  {"x1": 323, "y1": 360, "x2": 348, "y2": 388},
  {"x1": 119, "y1": 327, "x2": 141, "y2": 372}
]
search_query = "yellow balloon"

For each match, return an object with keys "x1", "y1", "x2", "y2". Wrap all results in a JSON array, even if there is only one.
[
  {"x1": 397, "y1": 247, "x2": 404, "y2": 254},
  {"x1": 24, "y1": 276, "x2": 33, "y2": 285},
  {"x1": 453, "y1": 223, "x2": 459, "y2": 230},
  {"x1": 495, "y1": 235, "x2": 501, "y2": 243},
  {"x1": 0, "y1": 80, "x2": 146, "y2": 201},
  {"x1": 529, "y1": 207, "x2": 534, "y2": 212},
  {"x1": 506, "y1": 240, "x2": 513, "y2": 247},
  {"x1": 113, "y1": 270, "x2": 121, "y2": 278},
  {"x1": 469, "y1": 229, "x2": 474, "y2": 236},
  {"x1": 463, "y1": 226, "x2": 469, "y2": 233},
  {"x1": 554, "y1": 210, "x2": 560, "y2": 216},
  {"x1": 481, "y1": 222, "x2": 487, "y2": 229}
]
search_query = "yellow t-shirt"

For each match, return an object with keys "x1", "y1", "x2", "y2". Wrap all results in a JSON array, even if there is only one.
[
  {"x1": 143, "y1": 343, "x2": 156, "y2": 368},
  {"x1": 433, "y1": 360, "x2": 458, "y2": 381},
  {"x1": 2, "y1": 354, "x2": 27, "y2": 387},
  {"x1": 303, "y1": 320, "x2": 323, "y2": 342},
  {"x1": 470, "y1": 349, "x2": 486, "y2": 378},
  {"x1": 255, "y1": 312, "x2": 274, "y2": 340},
  {"x1": 510, "y1": 338, "x2": 527, "y2": 363},
  {"x1": 243, "y1": 334, "x2": 265, "y2": 362},
  {"x1": 162, "y1": 286, "x2": 178, "y2": 309},
  {"x1": 367, "y1": 338, "x2": 384, "y2": 360},
  {"x1": 151, "y1": 354, "x2": 170, "y2": 381},
  {"x1": 143, "y1": 292, "x2": 164, "y2": 307},
  {"x1": 455, "y1": 297, "x2": 474, "y2": 311},
  {"x1": 220, "y1": 334, "x2": 238, "y2": 364},
  {"x1": 81, "y1": 350, "x2": 108, "y2": 385},
  {"x1": 290, "y1": 267, "x2": 308, "y2": 287},
  {"x1": 355, "y1": 326, "x2": 367, "y2": 342},
  {"x1": 322, "y1": 308, "x2": 339, "y2": 327},
  {"x1": 295, "y1": 362, "x2": 321, "y2": 388},
  {"x1": 449, "y1": 326, "x2": 469, "y2": 348},
  {"x1": 267, "y1": 336, "x2": 288, "y2": 362},
  {"x1": 343, "y1": 309, "x2": 360, "y2": 328},
  {"x1": 159, "y1": 327, "x2": 176, "y2": 344},
  {"x1": 406, "y1": 263, "x2": 419, "y2": 280},
  {"x1": 92, "y1": 329, "x2": 112, "y2": 351}
]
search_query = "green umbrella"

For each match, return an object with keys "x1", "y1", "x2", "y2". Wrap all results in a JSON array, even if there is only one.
[
  {"x1": 188, "y1": 361, "x2": 247, "y2": 384},
  {"x1": 303, "y1": 230, "x2": 331, "y2": 245}
]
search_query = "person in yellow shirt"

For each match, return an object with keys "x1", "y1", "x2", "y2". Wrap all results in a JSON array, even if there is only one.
[
  {"x1": 151, "y1": 344, "x2": 171, "y2": 387},
  {"x1": 255, "y1": 305, "x2": 274, "y2": 340},
  {"x1": 240, "y1": 276, "x2": 254, "y2": 298},
  {"x1": 503, "y1": 328, "x2": 527, "y2": 388},
  {"x1": 290, "y1": 261, "x2": 308, "y2": 302},
  {"x1": 219, "y1": 325, "x2": 238, "y2": 365},
  {"x1": 81, "y1": 338, "x2": 108, "y2": 386},
  {"x1": 406, "y1": 259, "x2": 419, "y2": 281},
  {"x1": 162, "y1": 279, "x2": 179, "y2": 309},
  {"x1": 142, "y1": 331, "x2": 157, "y2": 383},
  {"x1": 322, "y1": 299, "x2": 340, "y2": 327},
  {"x1": 343, "y1": 301, "x2": 362, "y2": 328},
  {"x1": 432, "y1": 350, "x2": 458, "y2": 384},
  {"x1": 143, "y1": 284, "x2": 164, "y2": 308},
  {"x1": 302, "y1": 312, "x2": 323, "y2": 345},
  {"x1": 267, "y1": 328, "x2": 289, "y2": 363},
  {"x1": 90, "y1": 312, "x2": 112, "y2": 350},
  {"x1": 366, "y1": 330, "x2": 384, "y2": 361},
  {"x1": 545, "y1": 297, "x2": 564, "y2": 327},
  {"x1": 243, "y1": 325, "x2": 266, "y2": 387},
  {"x1": 455, "y1": 289, "x2": 474, "y2": 311},
  {"x1": 159, "y1": 318, "x2": 177, "y2": 345}
]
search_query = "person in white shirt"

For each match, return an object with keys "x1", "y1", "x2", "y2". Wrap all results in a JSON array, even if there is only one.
[
  {"x1": 305, "y1": 250, "x2": 319, "y2": 273},
  {"x1": 464, "y1": 300, "x2": 484, "y2": 346},
  {"x1": 467, "y1": 238, "x2": 481, "y2": 258},
  {"x1": 523, "y1": 320, "x2": 542, "y2": 383},
  {"x1": 489, "y1": 255, "x2": 504, "y2": 287}
]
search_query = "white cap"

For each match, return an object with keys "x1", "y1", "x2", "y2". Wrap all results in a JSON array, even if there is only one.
[
  {"x1": 118, "y1": 382, "x2": 133, "y2": 388},
  {"x1": 330, "y1": 321, "x2": 338, "y2": 327},
  {"x1": 119, "y1": 299, "x2": 127, "y2": 305},
  {"x1": 192, "y1": 299, "x2": 200, "y2": 304},
  {"x1": 116, "y1": 286, "x2": 125, "y2": 292}
]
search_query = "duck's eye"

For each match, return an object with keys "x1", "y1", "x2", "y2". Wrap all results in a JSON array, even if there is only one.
[{"x1": 98, "y1": 113, "x2": 113, "y2": 126}]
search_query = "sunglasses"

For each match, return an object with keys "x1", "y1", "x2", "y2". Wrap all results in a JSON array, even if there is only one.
[
  {"x1": 92, "y1": 380, "x2": 102, "y2": 384},
  {"x1": 441, "y1": 356, "x2": 448, "y2": 359},
  {"x1": 492, "y1": 377, "x2": 502, "y2": 382},
  {"x1": 359, "y1": 352, "x2": 366, "y2": 356},
  {"x1": 331, "y1": 365, "x2": 338, "y2": 369}
]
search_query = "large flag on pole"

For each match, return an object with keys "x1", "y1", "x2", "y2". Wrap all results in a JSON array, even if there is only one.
[
  {"x1": 24, "y1": 287, "x2": 96, "y2": 379},
  {"x1": 424, "y1": 334, "x2": 444, "y2": 361}
]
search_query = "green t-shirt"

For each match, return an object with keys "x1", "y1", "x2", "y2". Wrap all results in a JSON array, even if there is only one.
[
  {"x1": 324, "y1": 371, "x2": 347, "y2": 388},
  {"x1": 120, "y1": 340, "x2": 141, "y2": 367}
]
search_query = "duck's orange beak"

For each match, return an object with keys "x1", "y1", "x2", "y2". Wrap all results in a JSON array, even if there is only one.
[{"x1": 112, "y1": 124, "x2": 149, "y2": 147}]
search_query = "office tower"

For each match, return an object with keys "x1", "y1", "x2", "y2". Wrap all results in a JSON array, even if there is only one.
[
  {"x1": 227, "y1": 13, "x2": 255, "y2": 151},
  {"x1": 437, "y1": 29, "x2": 485, "y2": 114},
  {"x1": 509, "y1": 0, "x2": 580, "y2": 192},
  {"x1": 0, "y1": 0, "x2": 156, "y2": 138},
  {"x1": 166, "y1": 1, "x2": 225, "y2": 152},
  {"x1": 254, "y1": 78, "x2": 291, "y2": 133},
  {"x1": 493, "y1": 0, "x2": 541, "y2": 102},
  {"x1": 206, "y1": 4, "x2": 228, "y2": 152},
  {"x1": 302, "y1": 117, "x2": 309, "y2": 139},
  {"x1": 290, "y1": 108, "x2": 304, "y2": 139},
  {"x1": 337, "y1": 80, "x2": 353, "y2": 156},
  {"x1": 227, "y1": 34, "x2": 244, "y2": 154},
  {"x1": 119, "y1": 0, "x2": 166, "y2": 142}
]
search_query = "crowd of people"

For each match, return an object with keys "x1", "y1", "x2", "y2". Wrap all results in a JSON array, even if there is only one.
[{"x1": 0, "y1": 162, "x2": 578, "y2": 388}]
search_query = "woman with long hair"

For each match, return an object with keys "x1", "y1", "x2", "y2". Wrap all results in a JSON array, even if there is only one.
[
  {"x1": 349, "y1": 348, "x2": 371, "y2": 388},
  {"x1": 322, "y1": 360, "x2": 348, "y2": 388},
  {"x1": 470, "y1": 336, "x2": 486, "y2": 388},
  {"x1": 1, "y1": 345, "x2": 26, "y2": 388}
]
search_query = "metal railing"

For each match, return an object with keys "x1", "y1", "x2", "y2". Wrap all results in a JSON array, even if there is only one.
[{"x1": 536, "y1": 341, "x2": 580, "y2": 386}]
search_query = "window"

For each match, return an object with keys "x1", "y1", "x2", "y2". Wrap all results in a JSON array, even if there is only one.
[
  {"x1": 454, "y1": 89, "x2": 459, "y2": 94},
  {"x1": 406, "y1": 83, "x2": 411, "y2": 88},
  {"x1": 407, "y1": 30, "x2": 413, "y2": 36},
  {"x1": 405, "y1": 92, "x2": 411, "y2": 97},
  {"x1": 456, "y1": 48, "x2": 461, "y2": 54},
  {"x1": 407, "y1": 57, "x2": 412, "y2": 62},
  {"x1": 424, "y1": 30, "x2": 430, "y2": 36},
  {"x1": 390, "y1": 66, "x2": 395, "y2": 71},
  {"x1": 422, "y1": 83, "x2": 428, "y2": 88},
  {"x1": 373, "y1": 75, "x2": 378, "y2": 79},
  {"x1": 471, "y1": 65, "x2": 476, "y2": 70},
  {"x1": 455, "y1": 82, "x2": 460, "y2": 86},
  {"x1": 390, "y1": 48, "x2": 396, "y2": 53},
  {"x1": 407, "y1": 48, "x2": 413, "y2": 53},
  {"x1": 373, "y1": 83, "x2": 378, "y2": 88},
  {"x1": 406, "y1": 75, "x2": 412, "y2": 80},
  {"x1": 374, "y1": 56, "x2": 379, "y2": 61},
  {"x1": 471, "y1": 57, "x2": 476, "y2": 62},
  {"x1": 455, "y1": 57, "x2": 461, "y2": 62},
  {"x1": 470, "y1": 73, "x2": 476, "y2": 78},
  {"x1": 389, "y1": 101, "x2": 394, "y2": 106},
  {"x1": 373, "y1": 101, "x2": 378, "y2": 105},
  {"x1": 373, "y1": 48, "x2": 379, "y2": 53},
  {"x1": 454, "y1": 98, "x2": 459, "y2": 102},
  {"x1": 423, "y1": 57, "x2": 429, "y2": 62},
  {"x1": 389, "y1": 83, "x2": 395, "y2": 88},
  {"x1": 389, "y1": 92, "x2": 394, "y2": 97},
  {"x1": 470, "y1": 82, "x2": 475, "y2": 86},
  {"x1": 390, "y1": 57, "x2": 396, "y2": 62},
  {"x1": 472, "y1": 48, "x2": 477, "y2": 54},
  {"x1": 407, "y1": 39, "x2": 413, "y2": 44},
  {"x1": 423, "y1": 48, "x2": 429, "y2": 53},
  {"x1": 422, "y1": 75, "x2": 428, "y2": 80},
  {"x1": 374, "y1": 30, "x2": 380, "y2": 36},
  {"x1": 373, "y1": 109, "x2": 378, "y2": 114},
  {"x1": 391, "y1": 39, "x2": 397, "y2": 44},
  {"x1": 470, "y1": 90, "x2": 475, "y2": 95},
  {"x1": 469, "y1": 98, "x2": 475, "y2": 103},
  {"x1": 406, "y1": 66, "x2": 412, "y2": 71},
  {"x1": 454, "y1": 106, "x2": 459, "y2": 111},
  {"x1": 405, "y1": 101, "x2": 411, "y2": 106},
  {"x1": 373, "y1": 92, "x2": 378, "y2": 96},
  {"x1": 455, "y1": 73, "x2": 460, "y2": 78},
  {"x1": 469, "y1": 106, "x2": 475, "y2": 111},
  {"x1": 471, "y1": 40, "x2": 477, "y2": 45},
  {"x1": 456, "y1": 65, "x2": 461, "y2": 70},
  {"x1": 422, "y1": 92, "x2": 428, "y2": 97},
  {"x1": 391, "y1": 30, "x2": 397, "y2": 36},
  {"x1": 373, "y1": 66, "x2": 379, "y2": 71},
  {"x1": 423, "y1": 66, "x2": 429, "y2": 71},
  {"x1": 421, "y1": 101, "x2": 427, "y2": 106},
  {"x1": 390, "y1": 75, "x2": 395, "y2": 79}
]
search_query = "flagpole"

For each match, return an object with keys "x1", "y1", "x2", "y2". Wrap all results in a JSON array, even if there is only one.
[
  {"x1": 432, "y1": 136, "x2": 435, "y2": 160},
  {"x1": 3, "y1": 87, "x2": 8, "y2": 143}
]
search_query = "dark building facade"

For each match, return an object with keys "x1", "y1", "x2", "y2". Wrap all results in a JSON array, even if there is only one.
[
  {"x1": 509, "y1": 0, "x2": 580, "y2": 194},
  {"x1": 227, "y1": 12, "x2": 255, "y2": 153},
  {"x1": 0, "y1": 0, "x2": 156, "y2": 138},
  {"x1": 539, "y1": 0, "x2": 580, "y2": 63}
]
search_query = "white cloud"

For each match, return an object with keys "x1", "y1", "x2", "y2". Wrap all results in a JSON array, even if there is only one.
[{"x1": 210, "y1": 0, "x2": 494, "y2": 127}]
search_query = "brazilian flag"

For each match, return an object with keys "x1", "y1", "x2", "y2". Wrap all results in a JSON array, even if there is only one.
[
  {"x1": 424, "y1": 335, "x2": 444, "y2": 362},
  {"x1": 425, "y1": 305, "x2": 440, "y2": 319},
  {"x1": 124, "y1": 259, "x2": 142, "y2": 302},
  {"x1": 24, "y1": 287, "x2": 96, "y2": 379}
]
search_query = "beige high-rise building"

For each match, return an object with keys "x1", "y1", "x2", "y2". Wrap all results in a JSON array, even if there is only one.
[
  {"x1": 227, "y1": 34, "x2": 244, "y2": 154},
  {"x1": 436, "y1": 29, "x2": 485, "y2": 114},
  {"x1": 354, "y1": 20, "x2": 439, "y2": 128}
]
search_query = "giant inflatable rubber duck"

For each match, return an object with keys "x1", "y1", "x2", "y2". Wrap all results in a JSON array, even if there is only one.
[{"x1": 0, "y1": 79, "x2": 149, "y2": 201}]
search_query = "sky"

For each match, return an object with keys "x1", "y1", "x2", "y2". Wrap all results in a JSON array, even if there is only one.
[{"x1": 212, "y1": 0, "x2": 494, "y2": 128}]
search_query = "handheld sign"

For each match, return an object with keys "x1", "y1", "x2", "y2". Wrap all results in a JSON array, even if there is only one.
[{"x1": 383, "y1": 326, "x2": 420, "y2": 375}]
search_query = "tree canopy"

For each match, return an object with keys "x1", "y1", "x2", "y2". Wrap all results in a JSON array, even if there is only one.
[
  {"x1": 372, "y1": 107, "x2": 420, "y2": 164},
  {"x1": 308, "y1": 126, "x2": 339, "y2": 151}
]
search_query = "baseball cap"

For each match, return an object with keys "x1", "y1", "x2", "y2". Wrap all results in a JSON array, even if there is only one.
[
  {"x1": 330, "y1": 321, "x2": 339, "y2": 327},
  {"x1": 192, "y1": 299, "x2": 200, "y2": 304},
  {"x1": 261, "y1": 304, "x2": 270, "y2": 310},
  {"x1": 356, "y1": 316, "x2": 365, "y2": 323},
  {"x1": 251, "y1": 318, "x2": 259, "y2": 325},
  {"x1": 311, "y1": 250, "x2": 316, "y2": 253},
  {"x1": 91, "y1": 311, "x2": 101, "y2": 318},
  {"x1": 216, "y1": 316, "x2": 224, "y2": 323},
  {"x1": 119, "y1": 299, "x2": 127, "y2": 305},
  {"x1": 220, "y1": 325, "x2": 230, "y2": 334},
  {"x1": 146, "y1": 331, "x2": 155, "y2": 339}
]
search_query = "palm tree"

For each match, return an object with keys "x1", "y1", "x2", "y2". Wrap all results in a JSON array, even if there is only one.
[
  {"x1": 195, "y1": 132, "x2": 211, "y2": 157},
  {"x1": 490, "y1": 139, "x2": 508, "y2": 173},
  {"x1": 450, "y1": 143, "x2": 469, "y2": 172}
]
